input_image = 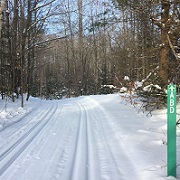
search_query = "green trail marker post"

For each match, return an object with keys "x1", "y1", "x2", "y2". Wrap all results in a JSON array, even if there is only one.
[{"x1": 167, "y1": 84, "x2": 176, "y2": 177}]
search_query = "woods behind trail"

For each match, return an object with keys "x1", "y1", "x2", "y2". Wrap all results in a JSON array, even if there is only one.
[{"x1": 0, "y1": 0, "x2": 179, "y2": 104}]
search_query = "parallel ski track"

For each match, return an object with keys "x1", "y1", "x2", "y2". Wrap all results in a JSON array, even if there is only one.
[
  {"x1": 0, "y1": 102, "x2": 59, "y2": 176},
  {"x1": 2, "y1": 100, "x2": 44, "y2": 132},
  {"x1": 68, "y1": 101, "x2": 89, "y2": 180},
  {"x1": 81, "y1": 102, "x2": 99, "y2": 180},
  {"x1": 0, "y1": 103, "x2": 54, "y2": 149}
]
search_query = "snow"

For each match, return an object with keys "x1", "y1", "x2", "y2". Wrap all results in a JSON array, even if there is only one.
[
  {"x1": 124, "y1": 76, "x2": 130, "y2": 81},
  {"x1": 134, "y1": 81, "x2": 143, "y2": 89},
  {"x1": 0, "y1": 94, "x2": 179, "y2": 180},
  {"x1": 143, "y1": 84, "x2": 162, "y2": 92},
  {"x1": 177, "y1": 53, "x2": 180, "y2": 59},
  {"x1": 101, "y1": 85, "x2": 116, "y2": 89},
  {"x1": 120, "y1": 87, "x2": 127, "y2": 93}
]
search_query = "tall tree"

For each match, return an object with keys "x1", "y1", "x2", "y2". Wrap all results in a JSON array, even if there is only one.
[
  {"x1": 152, "y1": 0, "x2": 180, "y2": 87},
  {"x1": 0, "y1": 0, "x2": 6, "y2": 38},
  {"x1": 11, "y1": 0, "x2": 19, "y2": 101},
  {"x1": 159, "y1": 0, "x2": 171, "y2": 87}
]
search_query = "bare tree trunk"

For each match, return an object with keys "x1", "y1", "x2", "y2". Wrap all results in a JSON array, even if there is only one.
[
  {"x1": 159, "y1": 0, "x2": 171, "y2": 88},
  {"x1": 78, "y1": 0, "x2": 83, "y2": 45},
  {"x1": 26, "y1": 0, "x2": 32, "y2": 101},
  {"x1": 12, "y1": 0, "x2": 18, "y2": 101},
  {"x1": 65, "y1": 30, "x2": 71, "y2": 98},
  {"x1": 0, "y1": 0, "x2": 6, "y2": 38},
  {"x1": 78, "y1": 0, "x2": 85, "y2": 95},
  {"x1": 66, "y1": 0, "x2": 78, "y2": 94},
  {"x1": 20, "y1": 0, "x2": 26, "y2": 107}
]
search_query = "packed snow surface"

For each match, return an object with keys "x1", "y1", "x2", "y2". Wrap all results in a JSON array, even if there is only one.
[{"x1": 0, "y1": 94, "x2": 179, "y2": 180}]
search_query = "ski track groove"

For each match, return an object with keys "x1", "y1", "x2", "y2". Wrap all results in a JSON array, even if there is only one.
[
  {"x1": 0, "y1": 102, "x2": 53, "y2": 148},
  {"x1": 0, "y1": 102, "x2": 58, "y2": 176},
  {"x1": 8, "y1": 102, "x2": 66, "y2": 180},
  {"x1": 81, "y1": 102, "x2": 100, "y2": 180},
  {"x1": 68, "y1": 101, "x2": 88, "y2": 180},
  {"x1": 1, "y1": 102, "x2": 39, "y2": 131}
]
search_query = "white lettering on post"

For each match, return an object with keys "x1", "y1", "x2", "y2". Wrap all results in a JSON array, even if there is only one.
[
  {"x1": 170, "y1": 99, "x2": 174, "y2": 107},
  {"x1": 170, "y1": 92, "x2": 174, "y2": 99},
  {"x1": 170, "y1": 107, "x2": 174, "y2": 113}
]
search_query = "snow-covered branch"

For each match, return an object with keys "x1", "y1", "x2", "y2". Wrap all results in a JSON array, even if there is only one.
[{"x1": 134, "y1": 66, "x2": 159, "y2": 89}]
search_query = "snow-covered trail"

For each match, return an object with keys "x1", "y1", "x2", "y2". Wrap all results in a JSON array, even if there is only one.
[{"x1": 0, "y1": 95, "x2": 168, "y2": 180}]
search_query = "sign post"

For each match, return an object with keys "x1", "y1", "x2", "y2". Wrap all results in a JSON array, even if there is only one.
[{"x1": 167, "y1": 84, "x2": 176, "y2": 177}]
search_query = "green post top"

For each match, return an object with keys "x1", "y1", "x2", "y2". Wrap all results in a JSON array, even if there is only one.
[
  {"x1": 168, "y1": 84, "x2": 176, "y2": 94},
  {"x1": 167, "y1": 84, "x2": 176, "y2": 177}
]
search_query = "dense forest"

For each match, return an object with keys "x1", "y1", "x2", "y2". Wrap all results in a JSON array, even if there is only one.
[{"x1": 0, "y1": 0, "x2": 179, "y2": 106}]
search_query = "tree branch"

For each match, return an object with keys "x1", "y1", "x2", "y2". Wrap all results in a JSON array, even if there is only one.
[{"x1": 167, "y1": 34, "x2": 180, "y2": 64}]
